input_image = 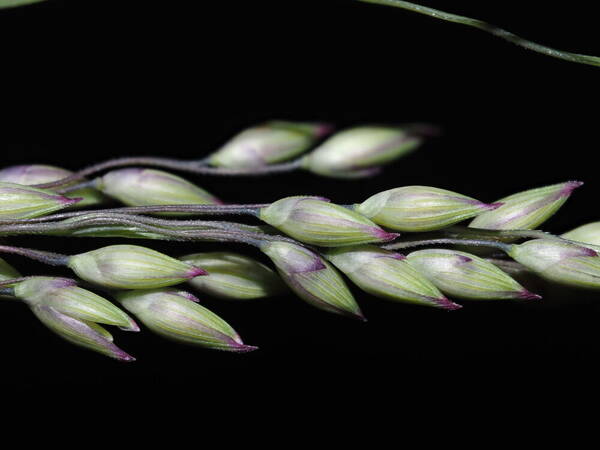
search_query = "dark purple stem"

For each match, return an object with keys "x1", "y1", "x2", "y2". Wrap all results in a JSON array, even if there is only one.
[{"x1": 0, "y1": 245, "x2": 69, "y2": 266}]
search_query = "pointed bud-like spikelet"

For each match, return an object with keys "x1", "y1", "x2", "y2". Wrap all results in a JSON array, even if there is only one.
[
  {"x1": 116, "y1": 289, "x2": 257, "y2": 352},
  {"x1": 470, "y1": 181, "x2": 583, "y2": 230},
  {"x1": 14, "y1": 277, "x2": 139, "y2": 331},
  {"x1": 30, "y1": 304, "x2": 135, "y2": 361},
  {"x1": 509, "y1": 239, "x2": 600, "y2": 289},
  {"x1": 68, "y1": 245, "x2": 207, "y2": 289},
  {"x1": 562, "y1": 222, "x2": 600, "y2": 246},
  {"x1": 0, "y1": 181, "x2": 81, "y2": 219},
  {"x1": 406, "y1": 249, "x2": 540, "y2": 300},
  {"x1": 208, "y1": 121, "x2": 332, "y2": 168},
  {"x1": 11, "y1": 277, "x2": 136, "y2": 361},
  {"x1": 259, "y1": 196, "x2": 399, "y2": 247},
  {"x1": 324, "y1": 245, "x2": 460, "y2": 310},
  {"x1": 96, "y1": 168, "x2": 221, "y2": 209},
  {"x1": 0, "y1": 257, "x2": 20, "y2": 281},
  {"x1": 0, "y1": 164, "x2": 104, "y2": 207},
  {"x1": 354, "y1": 186, "x2": 500, "y2": 232},
  {"x1": 260, "y1": 241, "x2": 364, "y2": 319},
  {"x1": 301, "y1": 126, "x2": 422, "y2": 178},
  {"x1": 181, "y1": 252, "x2": 287, "y2": 300}
]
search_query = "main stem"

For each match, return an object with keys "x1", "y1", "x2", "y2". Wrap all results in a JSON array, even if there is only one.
[
  {"x1": 357, "y1": 0, "x2": 600, "y2": 67},
  {"x1": 0, "y1": 215, "x2": 299, "y2": 245},
  {"x1": 0, "y1": 213, "x2": 268, "y2": 233},
  {"x1": 0, "y1": 204, "x2": 267, "y2": 224}
]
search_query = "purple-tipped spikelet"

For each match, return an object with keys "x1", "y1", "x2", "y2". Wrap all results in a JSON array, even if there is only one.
[
  {"x1": 470, "y1": 181, "x2": 583, "y2": 230},
  {"x1": 67, "y1": 244, "x2": 207, "y2": 289},
  {"x1": 97, "y1": 168, "x2": 222, "y2": 209},
  {"x1": 301, "y1": 126, "x2": 422, "y2": 178},
  {"x1": 14, "y1": 277, "x2": 139, "y2": 330},
  {"x1": 0, "y1": 181, "x2": 82, "y2": 219},
  {"x1": 354, "y1": 186, "x2": 501, "y2": 232},
  {"x1": 208, "y1": 120, "x2": 333, "y2": 168},
  {"x1": 406, "y1": 249, "x2": 541, "y2": 301},
  {"x1": 116, "y1": 289, "x2": 257, "y2": 353},
  {"x1": 259, "y1": 196, "x2": 399, "y2": 247},
  {"x1": 324, "y1": 245, "x2": 461, "y2": 310},
  {"x1": 509, "y1": 239, "x2": 600, "y2": 289},
  {"x1": 13, "y1": 277, "x2": 137, "y2": 361},
  {"x1": 260, "y1": 241, "x2": 365, "y2": 320},
  {"x1": 31, "y1": 306, "x2": 136, "y2": 361}
]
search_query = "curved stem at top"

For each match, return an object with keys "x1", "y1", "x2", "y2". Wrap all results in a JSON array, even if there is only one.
[{"x1": 357, "y1": 0, "x2": 600, "y2": 67}]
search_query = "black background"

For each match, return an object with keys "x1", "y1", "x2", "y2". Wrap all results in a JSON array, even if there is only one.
[{"x1": 1, "y1": 0, "x2": 599, "y2": 417}]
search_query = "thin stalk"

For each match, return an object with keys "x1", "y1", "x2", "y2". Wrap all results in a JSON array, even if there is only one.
[
  {"x1": 0, "y1": 245, "x2": 69, "y2": 266},
  {"x1": 101, "y1": 214, "x2": 265, "y2": 233},
  {"x1": 445, "y1": 226, "x2": 553, "y2": 241},
  {"x1": 93, "y1": 204, "x2": 265, "y2": 216},
  {"x1": 33, "y1": 157, "x2": 305, "y2": 190},
  {"x1": 357, "y1": 0, "x2": 600, "y2": 67},
  {"x1": 383, "y1": 238, "x2": 513, "y2": 253}
]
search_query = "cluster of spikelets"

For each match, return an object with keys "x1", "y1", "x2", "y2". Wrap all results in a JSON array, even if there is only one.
[{"x1": 1, "y1": 120, "x2": 599, "y2": 361}]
